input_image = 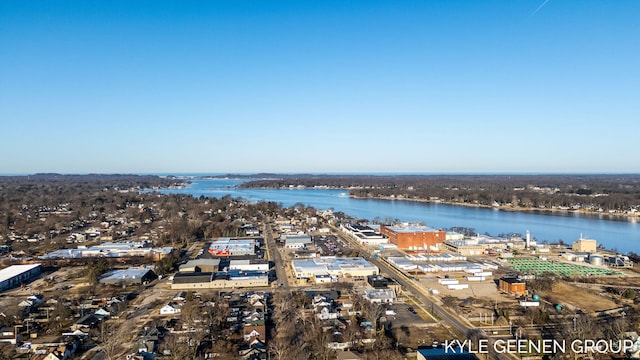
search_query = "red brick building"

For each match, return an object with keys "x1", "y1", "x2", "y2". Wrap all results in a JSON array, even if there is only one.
[
  {"x1": 498, "y1": 277, "x2": 527, "y2": 296},
  {"x1": 380, "y1": 225, "x2": 445, "y2": 250}
]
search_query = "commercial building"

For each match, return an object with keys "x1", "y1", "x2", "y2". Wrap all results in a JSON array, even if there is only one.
[
  {"x1": 499, "y1": 277, "x2": 527, "y2": 296},
  {"x1": 208, "y1": 238, "x2": 256, "y2": 257},
  {"x1": 291, "y1": 257, "x2": 378, "y2": 281},
  {"x1": 572, "y1": 238, "x2": 597, "y2": 253},
  {"x1": 0, "y1": 264, "x2": 42, "y2": 292},
  {"x1": 367, "y1": 275, "x2": 389, "y2": 288},
  {"x1": 283, "y1": 234, "x2": 312, "y2": 249},
  {"x1": 179, "y1": 259, "x2": 221, "y2": 273},
  {"x1": 171, "y1": 270, "x2": 269, "y2": 289},
  {"x1": 341, "y1": 223, "x2": 388, "y2": 246},
  {"x1": 363, "y1": 289, "x2": 396, "y2": 304},
  {"x1": 41, "y1": 242, "x2": 173, "y2": 260},
  {"x1": 228, "y1": 259, "x2": 269, "y2": 272},
  {"x1": 380, "y1": 224, "x2": 445, "y2": 250},
  {"x1": 100, "y1": 266, "x2": 157, "y2": 286},
  {"x1": 444, "y1": 241, "x2": 487, "y2": 256}
]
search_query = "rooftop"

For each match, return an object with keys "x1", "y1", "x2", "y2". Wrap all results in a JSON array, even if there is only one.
[
  {"x1": 384, "y1": 224, "x2": 439, "y2": 233},
  {"x1": 100, "y1": 267, "x2": 154, "y2": 282},
  {"x1": 0, "y1": 264, "x2": 41, "y2": 283}
]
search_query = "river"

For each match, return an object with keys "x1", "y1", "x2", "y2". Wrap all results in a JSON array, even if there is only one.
[{"x1": 155, "y1": 178, "x2": 640, "y2": 254}]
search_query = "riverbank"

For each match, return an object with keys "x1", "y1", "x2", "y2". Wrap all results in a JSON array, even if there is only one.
[{"x1": 349, "y1": 194, "x2": 640, "y2": 222}]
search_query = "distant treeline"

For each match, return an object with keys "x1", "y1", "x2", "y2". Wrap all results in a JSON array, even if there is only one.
[
  {"x1": 0, "y1": 174, "x2": 283, "y2": 256},
  {"x1": 238, "y1": 174, "x2": 640, "y2": 215}
]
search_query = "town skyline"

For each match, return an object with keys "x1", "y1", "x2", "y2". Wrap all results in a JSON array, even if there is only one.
[{"x1": 1, "y1": 1, "x2": 639, "y2": 174}]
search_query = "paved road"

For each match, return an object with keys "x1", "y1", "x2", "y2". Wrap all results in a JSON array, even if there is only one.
[{"x1": 263, "y1": 222, "x2": 291, "y2": 291}]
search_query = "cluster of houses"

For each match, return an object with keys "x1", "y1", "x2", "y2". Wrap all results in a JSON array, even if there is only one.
[
  {"x1": 159, "y1": 291, "x2": 271, "y2": 360},
  {"x1": 305, "y1": 291, "x2": 381, "y2": 353},
  {"x1": 0, "y1": 292, "x2": 132, "y2": 360}
]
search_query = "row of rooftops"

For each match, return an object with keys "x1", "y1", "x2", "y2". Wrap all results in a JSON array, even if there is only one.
[
  {"x1": 40, "y1": 242, "x2": 173, "y2": 259},
  {"x1": 291, "y1": 257, "x2": 379, "y2": 277},
  {"x1": 172, "y1": 270, "x2": 268, "y2": 284}
]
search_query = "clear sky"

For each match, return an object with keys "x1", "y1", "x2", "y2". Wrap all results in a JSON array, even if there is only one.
[{"x1": 1, "y1": 0, "x2": 638, "y2": 174}]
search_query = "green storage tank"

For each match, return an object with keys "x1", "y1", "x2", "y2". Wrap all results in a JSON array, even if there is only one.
[{"x1": 532, "y1": 294, "x2": 540, "y2": 301}]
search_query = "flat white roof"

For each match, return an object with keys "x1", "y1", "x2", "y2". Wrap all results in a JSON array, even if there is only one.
[
  {"x1": 0, "y1": 264, "x2": 41, "y2": 283},
  {"x1": 101, "y1": 267, "x2": 153, "y2": 282},
  {"x1": 292, "y1": 257, "x2": 377, "y2": 275},
  {"x1": 386, "y1": 225, "x2": 438, "y2": 233}
]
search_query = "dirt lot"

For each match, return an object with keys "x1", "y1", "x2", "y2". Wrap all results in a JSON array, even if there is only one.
[{"x1": 544, "y1": 281, "x2": 618, "y2": 312}]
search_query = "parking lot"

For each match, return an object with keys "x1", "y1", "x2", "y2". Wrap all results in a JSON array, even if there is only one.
[{"x1": 314, "y1": 235, "x2": 349, "y2": 256}]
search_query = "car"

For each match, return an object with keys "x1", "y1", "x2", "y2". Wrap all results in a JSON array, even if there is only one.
[{"x1": 407, "y1": 307, "x2": 414, "y2": 312}]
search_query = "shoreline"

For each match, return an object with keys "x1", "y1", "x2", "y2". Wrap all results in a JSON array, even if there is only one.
[
  {"x1": 166, "y1": 182, "x2": 640, "y2": 222},
  {"x1": 348, "y1": 194, "x2": 640, "y2": 222}
]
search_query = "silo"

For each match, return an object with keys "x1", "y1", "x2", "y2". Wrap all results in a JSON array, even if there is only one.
[{"x1": 589, "y1": 255, "x2": 604, "y2": 266}]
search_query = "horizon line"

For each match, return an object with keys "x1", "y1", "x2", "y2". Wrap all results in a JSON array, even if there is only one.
[{"x1": 2, "y1": 171, "x2": 640, "y2": 177}]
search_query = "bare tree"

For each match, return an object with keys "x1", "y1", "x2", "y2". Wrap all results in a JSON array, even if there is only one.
[{"x1": 99, "y1": 320, "x2": 129, "y2": 360}]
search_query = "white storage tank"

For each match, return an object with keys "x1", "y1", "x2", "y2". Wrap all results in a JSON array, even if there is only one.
[{"x1": 589, "y1": 255, "x2": 604, "y2": 266}]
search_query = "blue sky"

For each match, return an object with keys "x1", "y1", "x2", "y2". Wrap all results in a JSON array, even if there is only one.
[{"x1": 1, "y1": 0, "x2": 639, "y2": 174}]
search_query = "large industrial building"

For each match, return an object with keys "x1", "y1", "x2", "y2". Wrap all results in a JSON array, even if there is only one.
[
  {"x1": 100, "y1": 266, "x2": 157, "y2": 286},
  {"x1": 171, "y1": 270, "x2": 269, "y2": 289},
  {"x1": 0, "y1": 264, "x2": 42, "y2": 292},
  {"x1": 380, "y1": 224, "x2": 446, "y2": 251},
  {"x1": 572, "y1": 238, "x2": 597, "y2": 253},
  {"x1": 178, "y1": 258, "x2": 269, "y2": 273},
  {"x1": 208, "y1": 238, "x2": 256, "y2": 257},
  {"x1": 179, "y1": 259, "x2": 221, "y2": 273},
  {"x1": 291, "y1": 257, "x2": 378, "y2": 282},
  {"x1": 443, "y1": 241, "x2": 487, "y2": 256},
  {"x1": 41, "y1": 242, "x2": 173, "y2": 260},
  {"x1": 341, "y1": 223, "x2": 388, "y2": 246}
]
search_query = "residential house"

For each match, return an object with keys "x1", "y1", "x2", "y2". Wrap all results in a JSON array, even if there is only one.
[
  {"x1": 94, "y1": 308, "x2": 111, "y2": 319},
  {"x1": 19, "y1": 294, "x2": 45, "y2": 309},
  {"x1": 327, "y1": 333, "x2": 350, "y2": 351},
  {"x1": 43, "y1": 342, "x2": 78, "y2": 360},
  {"x1": 0, "y1": 327, "x2": 18, "y2": 344},
  {"x1": 160, "y1": 302, "x2": 182, "y2": 315},
  {"x1": 243, "y1": 324, "x2": 266, "y2": 342},
  {"x1": 238, "y1": 339, "x2": 267, "y2": 360},
  {"x1": 317, "y1": 306, "x2": 339, "y2": 320},
  {"x1": 71, "y1": 314, "x2": 100, "y2": 332}
]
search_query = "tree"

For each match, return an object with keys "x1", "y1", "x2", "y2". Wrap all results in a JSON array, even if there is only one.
[
  {"x1": 99, "y1": 321, "x2": 128, "y2": 360},
  {"x1": 86, "y1": 258, "x2": 110, "y2": 285},
  {"x1": 47, "y1": 300, "x2": 73, "y2": 333},
  {"x1": 0, "y1": 343, "x2": 17, "y2": 360},
  {"x1": 155, "y1": 252, "x2": 179, "y2": 275},
  {"x1": 442, "y1": 295, "x2": 458, "y2": 309},
  {"x1": 304, "y1": 318, "x2": 335, "y2": 360}
]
